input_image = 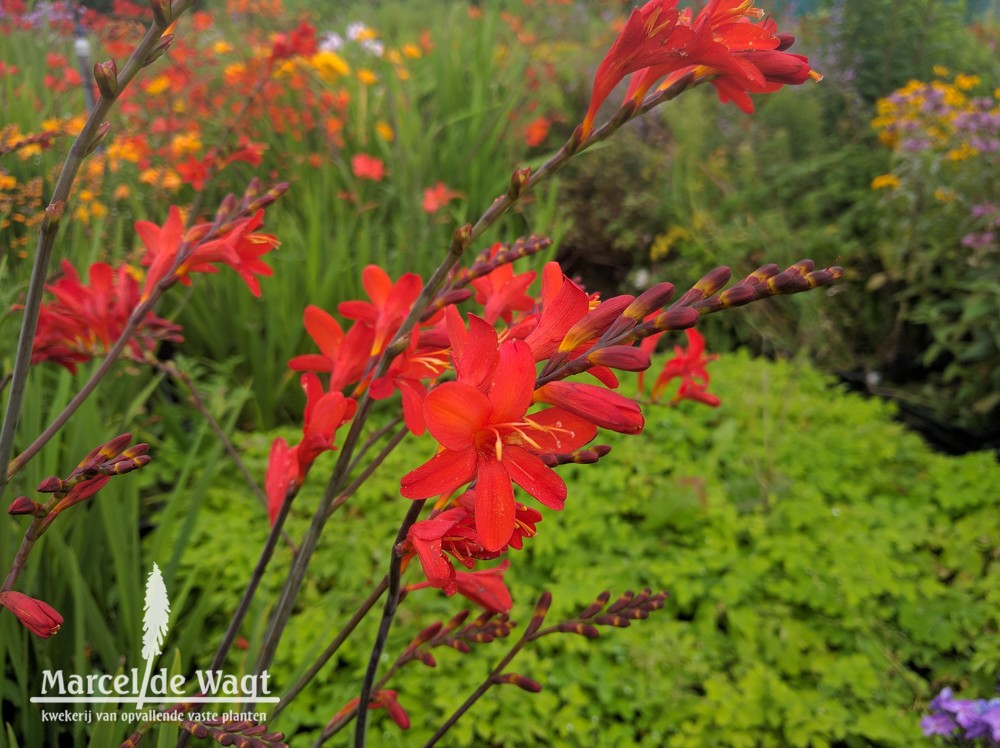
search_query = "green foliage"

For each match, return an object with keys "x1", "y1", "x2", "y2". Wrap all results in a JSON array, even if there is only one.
[{"x1": 150, "y1": 352, "x2": 998, "y2": 746}]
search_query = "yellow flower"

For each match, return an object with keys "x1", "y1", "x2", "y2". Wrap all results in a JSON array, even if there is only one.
[
  {"x1": 213, "y1": 40, "x2": 233, "y2": 54},
  {"x1": 145, "y1": 75, "x2": 170, "y2": 95},
  {"x1": 650, "y1": 226, "x2": 691, "y2": 262},
  {"x1": 0, "y1": 173, "x2": 15, "y2": 191},
  {"x1": 953, "y1": 73, "x2": 980, "y2": 91},
  {"x1": 395, "y1": 66, "x2": 410, "y2": 81},
  {"x1": 375, "y1": 121, "x2": 394, "y2": 142},
  {"x1": 309, "y1": 50, "x2": 350, "y2": 82},
  {"x1": 947, "y1": 143, "x2": 978, "y2": 161},
  {"x1": 357, "y1": 68, "x2": 378, "y2": 85},
  {"x1": 79, "y1": 189, "x2": 95, "y2": 202},
  {"x1": 171, "y1": 131, "x2": 202, "y2": 157},
  {"x1": 871, "y1": 174, "x2": 901, "y2": 190},
  {"x1": 41, "y1": 117, "x2": 63, "y2": 132},
  {"x1": 224, "y1": 62, "x2": 247, "y2": 84},
  {"x1": 108, "y1": 140, "x2": 141, "y2": 165},
  {"x1": 402, "y1": 43, "x2": 421, "y2": 59},
  {"x1": 932, "y1": 64, "x2": 950, "y2": 78},
  {"x1": 386, "y1": 49, "x2": 402, "y2": 66},
  {"x1": 934, "y1": 187, "x2": 955, "y2": 203},
  {"x1": 17, "y1": 144, "x2": 41, "y2": 160},
  {"x1": 113, "y1": 183, "x2": 131, "y2": 200},
  {"x1": 89, "y1": 201, "x2": 108, "y2": 220}
]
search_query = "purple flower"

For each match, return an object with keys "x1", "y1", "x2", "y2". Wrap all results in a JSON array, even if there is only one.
[{"x1": 921, "y1": 712, "x2": 958, "y2": 737}]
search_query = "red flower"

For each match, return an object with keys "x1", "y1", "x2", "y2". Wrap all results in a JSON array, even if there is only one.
[
  {"x1": 28, "y1": 260, "x2": 182, "y2": 373},
  {"x1": 533, "y1": 380, "x2": 644, "y2": 434},
  {"x1": 288, "y1": 305, "x2": 374, "y2": 392},
  {"x1": 0, "y1": 590, "x2": 63, "y2": 638},
  {"x1": 524, "y1": 116, "x2": 551, "y2": 147},
  {"x1": 338, "y1": 265, "x2": 422, "y2": 357},
  {"x1": 330, "y1": 690, "x2": 410, "y2": 731},
  {"x1": 351, "y1": 153, "x2": 386, "y2": 181},
  {"x1": 406, "y1": 559, "x2": 514, "y2": 613},
  {"x1": 470, "y1": 243, "x2": 537, "y2": 324},
  {"x1": 269, "y1": 20, "x2": 318, "y2": 62},
  {"x1": 265, "y1": 437, "x2": 298, "y2": 524},
  {"x1": 581, "y1": 0, "x2": 686, "y2": 137},
  {"x1": 137, "y1": 206, "x2": 280, "y2": 300},
  {"x1": 400, "y1": 319, "x2": 595, "y2": 551},
  {"x1": 648, "y1": 328, "x2": 720, "y2": 406},
  {"x1": 421, "y1": 181, "x2": 463, "y2": 214}
]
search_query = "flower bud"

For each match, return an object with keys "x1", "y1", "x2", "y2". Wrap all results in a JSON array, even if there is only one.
[
  {"x1": 507, "y1": 167, "x2": 532, "y2": 200},
  {"x1": 594, "y1": 613, "x2": 631, "y2": 628},
  {"x1": 557, "y1": 621, "x2": 600, "y2": 638},
  {"x1": 579, "y1": 590, "x2": 610, "y2": 619},
  {"x1": 624, "y1": 282, "x2": 675, "y2": 320},
  {"x1": 524, "y1": 591, "x2": 552, "y2": 636},
  {"x1": 0, "y1": 590, "x2": 63, "y2": 638},
  {"x1": 767, "y1": 271, "x2": 811, "y2": 295},
  {"x1": 8, "y1": 496, "x2": 44, "y2": 517},
  {"x1": 693, "y1": 266, "x2": 731, "y2": 297},
  {"x1": 37, "y1": 476, "x2": 64, "y2": 493},
  {"x1": 607, "y1": 590, "x2": 634, "y2": 613},
  {"x1": 84, "y1": 122, "x2": 111, "y2": 156},
  {"x1": 452, "y1": 223, "x2": 473, "y2": 249},
  {"x1": 559, "y1": 295, "x2": 634, "y2": 352},
  {"x1": 93, "y1": 59, "x2": 118, "y2": 98},
  {"x1": 143, "y1": 34, "x2": 174, "y2": 67},
  {"x1": 496, "y1": 673, "x2": 542, "y2": 692},
  {"x1": 653, "y1": 307, "x2": 700, "y2": 331},
  {"x1": 587, "y1": 345, "x2": 650, "y2": 372},
  {"x1": 717, "y1": 284, "x2": 757, "y2": 309}
]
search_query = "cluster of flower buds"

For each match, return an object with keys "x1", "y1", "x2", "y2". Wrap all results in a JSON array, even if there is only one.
[
  {"x1": 3, "y1": 435, "x2": 151, "y2": 638},
  {"x1": 401, "y1": 607, "x2": 515, "y2": 667},
  {"x1": 528, "y1": 587, "x2": 670, "y2": 640},
  {"x1": 177, "y1": 717, "x2": 287, "y2": 748},
  {"x1": 8, "y1": 433, "x2": 151, "y2": 532},
  {"x1": 278, "y1": 235, "x2": 841, "y2": 611}
]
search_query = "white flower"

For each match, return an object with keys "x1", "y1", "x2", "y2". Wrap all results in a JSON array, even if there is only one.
[
  {"x1": 361, "y1": 39, "x2": 384, "y2": 58},
  {"x1": 319, "y1": 32, "x2": 344, "y2": 52},
  {"x1": 346, "y1": 22, "x2": 370, "y2": 41}
]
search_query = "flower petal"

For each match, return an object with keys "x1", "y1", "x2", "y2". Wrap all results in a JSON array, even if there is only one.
[
  {"x1": 400, "y1": 447, "x2": 477, "y2": 499},
  {"x1": 424, "y1": 382, "x2": 491, "y2": 451},
  {"x1": 503, "y1": 445, "x2": 566, "y2": 510},
  {"x1": 475, "y1": 456, "x2": 516, "y2": 552},
  {"x1": 489, "y1": 340, "x2": 535, "y2": 423}
]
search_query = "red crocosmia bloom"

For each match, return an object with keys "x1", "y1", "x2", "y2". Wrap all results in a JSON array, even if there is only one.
[
  {"x1": 0, "y1": 590, "x2": 63, "y2": 638},
  {"x1": 330, "y1": 690, "x2": 410, "y2": 731},
  {"x1": 269, "y1": 20, "x2": 318, "y2": 62},
  {"x1": 368, "y1": 331, "x2": 449, "y2": 435},
  {"x1": 298, "y1": 372, "x2": 357, "y2": 475},
  {"x1": 351, "y1": 153, "x2": 386, "y2": 181},
  {"x1": 405, "y1": 493, "x2": 541, "y2": 594},
  {"x1": 265, "y1": 437, "x2": 298, "y2": 524},
  {"x1": 400, "y1": 336, "x2": 596, "y2": 551},
  {"x1": 29, "y1": 260, "x2": 182, "y2": 373},
  {"x1": 339, "y1": 265, "x2": 423, "y2": 357},
  {"x1": 289, "y1": 306, "x2": 374, "y2": 392},
  {"x1": 470, "y1": 244, "x2": 537, "y2": 324},
  {"x1": 520, "y1": 269, "x2": 591, "y2": 361},
  {"x1": 650, "y1": 327, "x2": 720, "y2": 406},
  {"x1": 421, "y1": 181, "x2": 463, "y2": 214},
  {"x1": 581, "y1": 0, "x2": 684, "y2": 138},
  {"x1": 137, "y1": 207, "x2": 280, "y2": 300},
  {"x1": 533, "y1": 380, "x2": 644, "y2": 434},
  {"x1": 407, "y1": 559, "x2": 514, "y2": 613}
]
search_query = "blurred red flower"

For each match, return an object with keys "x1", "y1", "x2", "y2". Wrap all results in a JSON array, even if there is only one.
[
  {"x1": 351, "y1": 153, "x2": 386, "y2": 181},
  {"x1": 421, "y1": 181, "x2": 462, "y2": 213}
]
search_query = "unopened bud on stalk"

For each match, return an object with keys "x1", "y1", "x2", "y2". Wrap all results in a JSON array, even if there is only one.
[
  {"x1": 557, "y1": 621, "x2": 600, "y2": 638},
  {"x1": 36, "y1": 476, "x2": 64, "y2": 493},
  {"x1": 507, "y1": 167, "x2": 532, "y2": 199},
  {"x1": 693, "y1": 266, "x2": 732, "y2": 297},
  {"x1": 579, "y1": 590, "x2": 611, "y2": 619},
  {"x1": 215, "y1": 193, "x2": 238, "y2": 223},
  {"x1": 143, "y1": 34, "x2": 173, "y2": 67},
  {"x1": 587, "y1": 345, "x2": 650, "y2": 371},
  {"x1": 151, "y1": 0, "x2": 172, "y2": 27},
  {"x1": 742, "y1": 263, "x2": 781, "y2": 288},
  {"x1": 452, "y1": 223, "x2": 473, "y2": 249},
  {"x1": 717, "y1": 284, "x2": 758, "y2": 309},
  {"x1": 496, "y1": 674, "x2": 543, "y2": 692},
  {"x1": 84, "y1": 122, "x2": 111, "y2": 156},
  {"x1": 255, "y1": 182, "x2": 290, "y2": 210},
  {"x1": 624, "y1": 282, "x2": 675, "y2": 320},
  {"x1": 560, "y1": 295, "x2": 634, "y2": 352},
  {"x1": 607, "y1": 590, "x2": 634, "y2": 613},
  {"x1": 654, "y1": 307, "x2": 699, "y2": 330},
  {"x1": 93, "y1": 59, "x2": 118, "y2": 98},
  {"x1": 595, "y1": 614, "x2": 631, "y2": 627},
  {"x1": 525, "y1": 591, "x2": 552, "y2": 635},
  {"x1": 7, "y1": 496, "x2": 45, "y2": 517},
  {"x1": 767, "y1": 270, "x2": 811, "y2": 295}
]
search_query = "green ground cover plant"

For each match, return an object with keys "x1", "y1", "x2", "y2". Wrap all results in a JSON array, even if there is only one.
[{"x1": 153, "y1": 352, "x2": 1000, "y2": 746}]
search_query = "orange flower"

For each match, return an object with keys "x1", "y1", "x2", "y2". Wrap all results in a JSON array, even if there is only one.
[{"x1": 421, "y1": 182, "x2": 463, "y2": 214}]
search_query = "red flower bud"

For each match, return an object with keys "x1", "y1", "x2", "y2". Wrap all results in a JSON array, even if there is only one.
[
  {"x1": 8, "y1": 496, "x2": 44, "y2": 516},
  {"x1": 93, "y1": 59, "x2": 118, "y2": 98},
  {"x1": 0, "y1": 590, "x2": 63, "y2": 638},
  {"x1": 587, "y1": 345, "x2": 651, "y2": 372},
  {"x1": 534, "y1": 381, "x2": 644, "y2": 434},
  {"x1": 496, "y1": 673, "x2": 543, "y2": 692}
]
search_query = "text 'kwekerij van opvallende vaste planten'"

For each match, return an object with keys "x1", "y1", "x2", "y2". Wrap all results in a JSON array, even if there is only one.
[{"x1": 1, "y1": 0, "x2": 997, "y2": 746}]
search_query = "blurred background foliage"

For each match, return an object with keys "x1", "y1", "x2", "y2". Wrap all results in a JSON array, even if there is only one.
[{"x1": 2, "y1": 0, "x2": 1000, "y2": 745}]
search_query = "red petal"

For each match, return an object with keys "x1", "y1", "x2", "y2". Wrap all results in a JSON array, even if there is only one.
[
  {"x1": 524, "y1": 407, "x2": 598, "y2": 452},
  {"x1": 400, "y1": 447, "x2": 477, "y2": 499},
  {"x1": 489, "y1": 340, "x2": 535, "y2": 423},
  {"x1": 475, "y1": 457, "x2": 516, "y2": 552},
  {"x1": 503, "y1": 445, "x2": 566, "y2": 510},
  {"x1": 303, "y1": 305, "x2": 343, "y2": 359},
  {"x1": 424, "y1": 382, "x2": 491, "y2": 451}
]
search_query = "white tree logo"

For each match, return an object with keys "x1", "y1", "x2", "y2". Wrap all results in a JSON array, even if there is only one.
[{"x1": 136, "y1": 563, "x2": 170, "y2": 709}]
